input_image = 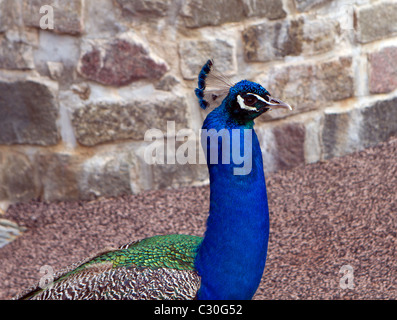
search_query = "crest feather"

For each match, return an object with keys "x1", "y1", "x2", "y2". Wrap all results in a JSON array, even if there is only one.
[{"x1": 195, "y1": 59, "x2": 234, "y2": 110}]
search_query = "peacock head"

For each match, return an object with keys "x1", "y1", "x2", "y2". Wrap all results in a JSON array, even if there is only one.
[{"x1": 195, "y1": 59, "x2": 292, "y2": 122}]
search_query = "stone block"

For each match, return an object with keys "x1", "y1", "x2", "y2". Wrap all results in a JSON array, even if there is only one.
[
  {"x1": 71, "y1": 95, "x2": 189, "y2": 146},
  {"x1": 181, "y1": 0, "x2": 286, "y2": 28},
  {"x1": 360, "y1": 97, "x2": 397, "y2": 149},
  {"x1": 0, "y1": 78, "x2": 60, "y2": 146},
  {"x1": 294, "y1": 0, "x2": 331, "y2": 12},
  {"x1": 78, "y1": 32, "x2": 168, "y2": 86},
  {"x1": 368, "y1": 46, "x2": 397, "y2": 94},
  {"x1": 272, "y1": 123, "x2": 306, "y2": 170},
  {"x1": 355, "y1": 2, "x2": 397, "y2": 43},
  {"x1": 116, "y1": 0, "x2": 172, "y2": 17},
  {"x1": 36, "y1": 152, "x2": 81, "y2": 202},
  {"x1": 22, "y1": 0, "x2": 84, "y2": 35},
  {"x1": 264, "y1": 56, "x2": 353, "y2": 114},
  {"x1": 322, "y1": 97, "x2": 397, "y2": 160},
  {"x1": 242, "y1": 17, "x2": 337, "y2": 62},
  {"x1": 322, "y1": 109, "x2": 358, "y2": 160},
  {"x1": 179, "y1": 38, "x2": 236, "y2": 80},
  {"x1": 243, "y1": 19, "x2": 303, "y2": 62},
  {"x1": 242, "y1": 0, "x2": 286, "y2": 20},
  {"x1": 79, "y1": 146, "x2": 138, "y2": 200},
  {"x1": 0, "y1": 0, "x2": 18, "y2": 32},
  {"x1": 0, "y1": 151, "x2": 39, "y2": 203},
  {"x1": 256, "y1": 122, "x2": 306, "y2": 173},
  {"x1": 181, "y1": 0, "x2": 244, "y2": 28},
  {"x1": 149, "y1": 138, "x2": 209, "y2": 190},
  {"x1": 0, "y1": 31, "x2": 35, "y2": 70}
]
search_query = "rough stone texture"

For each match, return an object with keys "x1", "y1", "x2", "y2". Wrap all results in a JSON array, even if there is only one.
[
  {"x1": 243, "y1": 19, "x2": 304, "y2": 62},
  {"x1": 116, "y1": 0, "x2": 172, "y2": 17},
  {"x1": 257, "y1": 122, "x2": 306, "y2": 173},
  {"x1": 22, "y1": 0, "x2": 84, "y2": 35},
  {"x1": 179, "y1": 38, "x2": 236, "y2": 80},
  {"x1": 322, "y1": 97, "x2": 397, "y2": 160},
  {"x1": 0, "y1": 151, "x2": 39, "y2": 203},
  {"x1": 0, "y1": 0, "x2": 19, "y2": 32},
  {"x1": 368, "y1": 46, "x2": 397, "y2": 94},
  {"x1": 79, "y1": 146, "x2": 139, "y2": 200},
  {"x1": 322, "y1": 110, "x2": 358, "y2": 160},
  {"x1": 243, "y1": 17, "x2": 338, "y2": 62},
  {"x1": 355, "y1": 2, "x2": 397, "y2": 43},
  {"x1": 36, "y1": 152, "x2": 81, "y2": 202},
  {"x1": 242, "y1": 0, "x2": 286, "y2": 20},
  {"x1": 0, "y1": 78, "x2": 60, "y2": 146},
  {"x1": 264, "y1": 56, "x2": 354, "y2": 114},
  {"x1": 181, "y1": 0, "x2": 286, "y2": 28},
  {"x1": 78, "y1": 32, "x2": 168, "y2": 86},
  {"x1": 71, "y1": 96, "x2": 189, "y2": 146},
  {"x1": 272, "y1": 123, "x2": 306, "y2": 170},
  {"x1": 294, "y1": 0, "x2": 331, "y2": 12},
  {"x1": 150, "y1": 138, "x2": 209, "y2": 190},
  {"x1": 0, "y1": 31, "x2": 35, "y2": 70},
  {"x1": 181, "y1": 0, "x2": 244, "y2": 28},
  {"x1": 360, "y1": 97, "x2": 397, "y2": 149}
]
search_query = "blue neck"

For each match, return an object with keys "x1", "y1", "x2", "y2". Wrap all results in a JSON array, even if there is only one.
[{"x1": 195, "y1": 107, "x2": 270, "y2": 300}]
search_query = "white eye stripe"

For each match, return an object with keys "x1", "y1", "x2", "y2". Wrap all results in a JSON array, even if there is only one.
[
  {"x1": 237, "y1": 95, "x2": 260, "y2": 112},
  {"x1": 246, "y1": 93, "x2": 268, "y2": 103}
]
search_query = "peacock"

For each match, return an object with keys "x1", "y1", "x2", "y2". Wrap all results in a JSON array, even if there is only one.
[{"x1": 15, "y1": 60, "x2": 291, "y2": 300}]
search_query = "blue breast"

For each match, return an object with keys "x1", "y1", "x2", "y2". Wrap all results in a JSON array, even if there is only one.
[{"x1": 194, "y1": 103, "x2": 270, "y2": 300}]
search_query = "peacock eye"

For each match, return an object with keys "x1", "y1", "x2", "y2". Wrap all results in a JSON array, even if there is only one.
[{"x1": 243, "y1": 95, "x2": 257, "y2": 106}]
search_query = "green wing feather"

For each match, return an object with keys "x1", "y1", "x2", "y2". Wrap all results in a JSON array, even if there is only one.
[{"x1": 16, "y1": 234, "x2": 203, "y2": 300}]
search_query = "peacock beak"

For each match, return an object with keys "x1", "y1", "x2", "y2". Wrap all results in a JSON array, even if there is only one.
[{"x1": 266, "y1": 96, "x2": 293, "y2": 111}]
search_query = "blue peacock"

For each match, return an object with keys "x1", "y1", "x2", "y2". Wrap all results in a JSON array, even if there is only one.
[{"x1": 15, "y1": 60, "x2": 291, "y2": 300}]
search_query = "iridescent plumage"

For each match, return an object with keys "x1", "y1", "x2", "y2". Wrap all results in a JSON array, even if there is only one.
[{"x1": 15, "y1": 60, "x2": 291, "y2": 300}]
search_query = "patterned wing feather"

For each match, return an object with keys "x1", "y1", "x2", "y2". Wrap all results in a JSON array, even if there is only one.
[{"x1": 15, "y1": 234, "x2": 203, "y2": 300}]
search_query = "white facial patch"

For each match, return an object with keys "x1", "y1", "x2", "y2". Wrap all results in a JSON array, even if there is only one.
[{"x1": 237, "y1": 93, "x2": 267, "y2": 112}]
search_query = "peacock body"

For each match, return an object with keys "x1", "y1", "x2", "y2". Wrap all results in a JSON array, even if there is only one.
[{"x1": 15, "y1": 60, "x2": 291, "y2": 300}]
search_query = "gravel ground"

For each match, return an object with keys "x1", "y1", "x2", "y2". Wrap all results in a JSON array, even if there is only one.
[{"x1": 1, "y1": 137, "x2": 396, "y2": 300}]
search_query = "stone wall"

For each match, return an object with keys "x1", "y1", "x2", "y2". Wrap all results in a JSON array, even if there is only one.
[{"x1": 0, "y1": 0, "x2": 397, "y2": 210}]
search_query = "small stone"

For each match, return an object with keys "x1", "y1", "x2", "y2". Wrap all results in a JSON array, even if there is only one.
[
  {"x1": 71, "y1": 83, "x2": 91, "y2": 100},
  {"x1": 179, "y1": 38, "x2": 236, "y2": 80},
  {"x1": 78, "y1": 32, "x2": 168, "y2": 86},
  {"x1": 155, "y1": 75, "x2": 180, "y2": 92},
  {"x1": 368, "y1": 46, "x2": 397, "y2": 94},
  {"x1": 0, "y1": 78, "x2": 60, "y2": 146},
  {"x1": 47, "y1": 61, "x2": 64, "y2": 80},
  {"x1": 355, "y1": 2, "x2": 397, "y2": 43}
]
